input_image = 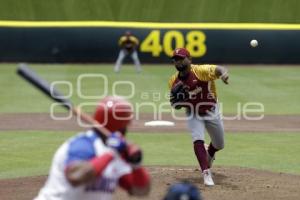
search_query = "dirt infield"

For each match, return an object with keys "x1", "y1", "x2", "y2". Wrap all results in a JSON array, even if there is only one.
[
  {"x1": 1, "y1": 113, "x2": 300, "y2": 132},
  {"x1": 0, "y1": 166, "x2": 299, "y2": 200},
  {"x1": 1, "y1": 113, "x2": 300, "y2": 200}
]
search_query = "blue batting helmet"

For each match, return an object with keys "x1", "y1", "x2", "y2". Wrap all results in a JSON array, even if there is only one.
[{"x1": 164, "y1": 182, "x2": 202, "y2": 200}]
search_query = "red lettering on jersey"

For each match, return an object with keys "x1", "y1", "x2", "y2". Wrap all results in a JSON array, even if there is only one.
[{"x1": 174, "y1": 71, "x2": 216, "y2": 114}]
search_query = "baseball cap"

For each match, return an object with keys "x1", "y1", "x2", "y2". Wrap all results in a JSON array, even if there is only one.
[
  {"x1": 125, "y1": 31, "x2": 132, "y2": 36},
  {"x1": 163, "y1": 182, "x2": 202, "y2": 200},
  {"x1": 172, "y1": 48, "x2": 191, "y2": 59}
]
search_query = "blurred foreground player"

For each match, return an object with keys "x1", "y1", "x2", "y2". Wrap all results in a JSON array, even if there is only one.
[
  {"x1": 164, "y1": 182, "x2": 202, "y2": 200},
  {"x1": 34, "y1": 96, "x2": 150, "y2": 200}
]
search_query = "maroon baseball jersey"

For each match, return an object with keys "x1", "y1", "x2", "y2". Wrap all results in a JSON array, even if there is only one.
[{"x1": 169, "y1": 64, "x2": 219, "y2": 114}]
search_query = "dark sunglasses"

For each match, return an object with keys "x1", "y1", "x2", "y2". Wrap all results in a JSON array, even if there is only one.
[{"x1": 172, "y1": 56, "x2": 185, "y2": 61}]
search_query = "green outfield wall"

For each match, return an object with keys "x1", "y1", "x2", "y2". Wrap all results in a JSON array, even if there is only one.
[
  {"x1": 0, "y1": 0, "x2": 300, "y2": 23},
  {"x1": 0, "y1": 21, "x2": 300, "y2": 64}
]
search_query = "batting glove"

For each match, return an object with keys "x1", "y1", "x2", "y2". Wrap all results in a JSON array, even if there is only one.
[{"x1": 106, "y1": 132, "x2": 127, "y2": 153}]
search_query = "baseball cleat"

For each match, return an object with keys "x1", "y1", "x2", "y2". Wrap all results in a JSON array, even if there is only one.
[
  {"x1": 207, "y1": 153, "x2": 215, "y2": 168},
  {"x1": 203, "y1": 169, "x2": 215, "y2": 186}
]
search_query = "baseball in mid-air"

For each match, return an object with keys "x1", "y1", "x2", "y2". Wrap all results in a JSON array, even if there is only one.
[{"x1": 250, "y1": 39, "x2": 258, "y2": 47}]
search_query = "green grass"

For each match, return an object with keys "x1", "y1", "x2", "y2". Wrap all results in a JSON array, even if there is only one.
[
  {"x1": 0, "y1": 0, "x2": 300, "y2": 23},
  {"x1": 0, "y1": 131, "x2": 299, "y2": 179},
  {"x1": 0, "y1": 64, "x2": 299, "y2": 114},
  {"x1": 132, "y1": 132, "x2": 300, "y2": 175},
  {"x1": 0, "y1": 131, "x2": 74, "y2": 178},
  {"x1": 216, "y1": 66, "x2": 300, "y2": 114}
]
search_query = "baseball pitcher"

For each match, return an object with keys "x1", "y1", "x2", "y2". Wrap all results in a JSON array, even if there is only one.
[{"x1": 168, "y1": 48, "x2": 229, "y2": 186}]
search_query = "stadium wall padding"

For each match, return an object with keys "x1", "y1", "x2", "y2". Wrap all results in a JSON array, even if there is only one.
[{"x1": 1, "y1": 22, "x2": 300, "y2": 64}]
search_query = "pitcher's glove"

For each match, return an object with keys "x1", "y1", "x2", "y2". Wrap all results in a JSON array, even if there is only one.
[{"x1": 170, "y1": 82, "x2": 189, "y2": 109}]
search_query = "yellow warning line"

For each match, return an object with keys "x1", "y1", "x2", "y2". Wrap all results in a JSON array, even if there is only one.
[{"x1": 0, "y1": 20, "x2": 300, "y2": 30}]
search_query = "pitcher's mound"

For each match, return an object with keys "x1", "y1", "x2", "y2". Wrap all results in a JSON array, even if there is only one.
[
  {"x1": 0, "y1": 166, "x2": 300, "y2": 200},
  {"x1": 116, "y1": 166, "x2": 300, "y2": 200}
]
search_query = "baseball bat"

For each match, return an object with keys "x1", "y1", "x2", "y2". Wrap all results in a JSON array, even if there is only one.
[{"x1": 17, "y1": 64, "x2": 110, "y2": 138}]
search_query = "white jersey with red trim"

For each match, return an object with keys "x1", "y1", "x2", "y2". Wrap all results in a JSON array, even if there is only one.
[{"x1": 34, "y1": 130, "x2": 132, "y2": 200}]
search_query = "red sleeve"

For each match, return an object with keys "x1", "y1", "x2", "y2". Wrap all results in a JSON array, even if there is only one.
[
  {"x1": 89, "y1": 152, "x2": 114, "y2": 176},
  {"x1": 119, "y1": 167, "x2": 150, "y2": 191}
]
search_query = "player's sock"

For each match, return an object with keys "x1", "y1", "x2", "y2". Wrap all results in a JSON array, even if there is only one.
[
  {"x1": 207, "y1": 142, "x2": 219, "y2": 158},
  {"x1": 193, "y1": 140, "x2": 209, "y2": 171}
]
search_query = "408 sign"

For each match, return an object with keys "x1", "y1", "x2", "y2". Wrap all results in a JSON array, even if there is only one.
[{"x1": 140, "y1": 30, "x2": 207, "y2": 58}]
